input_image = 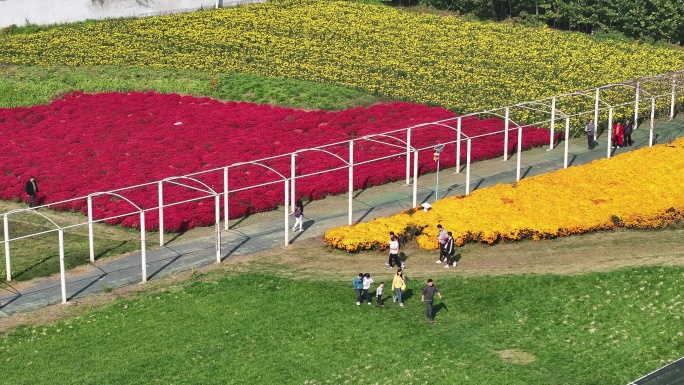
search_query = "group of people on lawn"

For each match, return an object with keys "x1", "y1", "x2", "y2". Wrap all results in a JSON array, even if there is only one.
[
  {"x1": 352, "y1": 223, "x2": 455, "y2": 323},
  {"x1": 585, "y1": 118, "x2": 635, "y2": 149}
]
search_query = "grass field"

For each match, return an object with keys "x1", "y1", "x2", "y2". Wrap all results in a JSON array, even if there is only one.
[
  {"x1": 0, "y1": 64, "x2": 380, "y2": 109},
  {"x1": 0, "y1": 262, "x2": 682, "y2": 384}
]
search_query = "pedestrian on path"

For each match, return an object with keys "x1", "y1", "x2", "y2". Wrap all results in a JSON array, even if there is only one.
[
  {"x1": 623, "y1": 119, "x2": 634, "y2": 147},
  {"x1": 585, "y1": 120, "x2": 596, "y2": 149},
  {"x1": 376, "y1": 282, "x2": 385, "y2": 307},
  {"x1": 436, "y1": 224, "x2": 448, "y2": 264},
  {"x1": 353, "y1": 273, "x2": 364, "y2": 306},
  {"x1": 362, "y1": 273, "x2": 374, "y2": 305},
  {"x1": 421, "y1": 279, "x2": 443, "y2": 324},
  {"x1": 387, "y1": 234, "x2": 402, "y2": 269},
  {"x1": 392, "y1": 269, "x2": 406, "y2": 307},
  {"x1": 443, "y1": 232, "x2": 457, "y2": 268},
  {"x1": 612, "y1": 121, "x2": 624, "y2": 148},
  {"x1": 25, "y1": 176, "x2": 38, "y2": 208},
  {"x1": 292, "y1": 198, "x2": 304, "y2": 232}
]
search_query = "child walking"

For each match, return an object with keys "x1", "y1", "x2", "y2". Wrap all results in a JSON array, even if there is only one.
[
  {"x1": 392, "y1": 269, "x2": 406, "y2": 307},
  {"x1": 376, "y1": 282, "x2": 385, "y2": 307},
  {"x1": 362, "y1": 273, "x2": 374, "y2": 305},
  {"x1": 353, "y1": 273, "x2": 364, "y2": 306}
]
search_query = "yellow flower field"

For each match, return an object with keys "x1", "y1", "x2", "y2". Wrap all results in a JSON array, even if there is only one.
[
  {"x1": 0, "y1": 0, "x2": 682, "y2": 113},
  {"x1": 324, "y1": 138, "x2": 684, "y2": 251}
]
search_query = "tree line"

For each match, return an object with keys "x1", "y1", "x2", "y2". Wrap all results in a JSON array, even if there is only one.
[{"x1": 410, "y1": 0, "x2": 684, "y2": 45}]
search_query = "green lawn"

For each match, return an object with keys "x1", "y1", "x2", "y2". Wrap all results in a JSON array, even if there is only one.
[
  {"x1": 1, "y1": 267, "x2": 681, "y2": 384},
  {"x1": 0, "y1": 65, "x2": 381, "y2": 109}
]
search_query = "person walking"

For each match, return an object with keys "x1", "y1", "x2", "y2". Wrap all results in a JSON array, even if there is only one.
[
  {"x1": 436, "y1": 224, "x2": 448, "y2": 264},
  {"x1": 443, "y1": 232, "x2": 457, "y2": 268},
  {"x1": 421, "y1": 279, "x2": 443, "y2": 324},
  {"x1": 362, "y1": 273, "x2": 374, "y2": 305},
  {"x1": 391, "y1": 269, "x2": 406, "y2": 307},
  {"x1": 353, "y1": 273, "x2": 364, "y2": 306},
  {"x1": 612, "y1": 121, "x2": 624, "y2": 148},
  {"x1": 387, "y1": 234, "x2": 402, "y2": 269},
  {"x1": 376, "y1": 282, "x2": 385, "y2": 307},
  {"x1": 623, "y1": 119, "x2": 634, "y2": 147},
  {"x1": 292, "y1": 198, "x2": 304, "y2": 232},
  {"x1": 585, "y1": 120, "x2": 595, "y2": 149},
  {"x1": 25, "y1": 176, "x2": 38, "y2": 208}
]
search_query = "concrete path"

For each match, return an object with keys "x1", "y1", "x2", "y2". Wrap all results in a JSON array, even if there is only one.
[{"x1": 1, "y1": 119, "x2": 683, "y2": 317}]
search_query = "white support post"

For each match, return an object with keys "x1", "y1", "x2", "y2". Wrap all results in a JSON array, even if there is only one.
[
  {"x1": 405, "y1": 128, "x2": 411, "y2": 185},
  {"x1": 140, "y1": 212, "x2": 147, "y2": 283},
  {"x1": 215, "y1": 195, "x2": 221, "y2": 262},
  {"x1": 88, "y1": 196, "x2": 94, "y2": 262},
  {"x1": 284, "y1": 179, "x2": 290, "y2": 246},
  {"x1": 649, "y1": 97, "x2": 655, "y2": 146},
  {"x1": 348, "y1": 141, "x2": 354, "y2": 226},
  {"x1": 58, "y1": 228, "x2": 67, "y2": 304},
  {"x1": 412, "y1": 150, "x2": 418, "y2": 208},
  {"x1": 516, "y1": 125, "x2": 522, "y2": 181},
  {"x1": 290, "y1": 153, "x2": 296, "y2": 213},
  {"x1": 594, "y1": 88, "x2": 600, "y2": 141},
  {"x1": 223, "y1": 167, "x2": 229, "y2": 230},
  {"x1": 215, "y1": 0, "x2": 219, "y2": 9},
  {"x1": 563, "y1": 117, "x2": 570, "y2": 168},
  {"x1": 158, "y1": 182, "x2": 164, "y2": 246},
  {"x1": 465, "y1": 139, "x2": 472, "y2": 194},
  {"x1": 456, "y1": 118, "x2": 462, "y2": 173},
  {"x1": 4, "y1": 214, "x2": 11, "y2": 282},
  {"x1": 549, "y1": 97, "x2": 556, "y2": 150},
  {"x1": 634, "y1": 82, "x2": 640, "y2": 129},
  {"x1": 607, "y1": 108, "x2": 613, "y2": 159},
  {"x1": 671, "y1": 75, "x2": 677, "y2": 121},
  {"x1": 503, "y1": 107, "x2": 510, "y2": 161}
]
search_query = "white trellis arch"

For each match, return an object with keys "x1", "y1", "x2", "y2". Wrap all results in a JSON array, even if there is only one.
[
  {"x1": 158, "y1": 176, "x2": 222, "y2": 262},
  {"x1": 229, "y1": 161, "x2": 290, "y2": 244},
  {"x1": 87, "y1": 192, "x2": 148, "y2": 282}
]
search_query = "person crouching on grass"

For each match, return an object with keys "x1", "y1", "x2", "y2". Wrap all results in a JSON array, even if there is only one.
[{"x1": 421, "y1": 279, "x2": 443, "y2": 324}]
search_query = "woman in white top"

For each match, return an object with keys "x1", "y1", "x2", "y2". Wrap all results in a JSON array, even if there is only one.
[{"x1": 388, "y1": 235, "x2": 403, "y2": 269}]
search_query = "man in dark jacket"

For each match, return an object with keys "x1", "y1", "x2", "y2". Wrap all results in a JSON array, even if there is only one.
[
  {"x1": 623, "y1": 119, "x2": 634, "y2": 147},
  {"x1": 25, "y1": 176, "x2": 38, "y2": 208}
]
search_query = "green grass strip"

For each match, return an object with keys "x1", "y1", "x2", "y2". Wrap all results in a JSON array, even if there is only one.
[{"x1": 1, "y1": 267, "x2": 682, "y2": 384}]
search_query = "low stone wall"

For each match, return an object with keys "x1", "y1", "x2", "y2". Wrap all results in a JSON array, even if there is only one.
[{"x1": 0, "y1": 0, "x2": 263, "y2": 29}]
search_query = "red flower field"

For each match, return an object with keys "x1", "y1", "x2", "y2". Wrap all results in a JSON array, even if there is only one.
[{"x1": 0, "y1": 92, "x2": 556, "y2": 231}]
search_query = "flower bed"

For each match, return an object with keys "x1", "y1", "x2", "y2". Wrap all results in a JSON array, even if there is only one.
[
  {"x1": 324, "y1": 138, "x2": 684, "y2": 252},
  {"x1": 0, "y1": 1, "x2": 682, "y2": 114},
  {"x1": 0, "y1": 92, "x2": 553, "y2": 231}
]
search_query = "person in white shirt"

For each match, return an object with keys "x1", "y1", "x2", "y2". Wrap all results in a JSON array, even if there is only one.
[
  {"x1": 362, "y1": 273, "x2": 374, "y2": 305},
  {"x1": 388, "y1": 235, "x2": 402, "y2": 269},
  {"x1": 375, "y1": 282, "x2": 385, "y2": 307}
]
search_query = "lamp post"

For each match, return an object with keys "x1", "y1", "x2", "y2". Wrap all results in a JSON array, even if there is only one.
[{"x1": 433, "y1": 144, "x2": 444, "y2": 201}]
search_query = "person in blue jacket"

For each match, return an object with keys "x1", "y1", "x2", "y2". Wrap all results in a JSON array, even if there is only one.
[{"x1": 353, "y1": 273, "x2": 364, "y2": 305}]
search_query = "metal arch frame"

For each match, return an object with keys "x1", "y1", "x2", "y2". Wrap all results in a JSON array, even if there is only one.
[
  {"x1": 229, "y1": 161, "x2": 291, "y2": 245},
  {"x1": 87, "y1": 191, "x2": 149, "y2": 282},
  {"x1": 3, "y1": 209, "x2": 61, "y2": 282},
  {"x1": 511, "y1": 100, "x2": 570, "y2": 150},
  {"x1": 158, "y1": 176, "x2": 223, "y2": 262},
  {"x1": 2, "y1": 68, "x2": 684, "y2": 297},
  {"x1": 290, "y1": 146, "x2": 354, "y2": 225},
  {"x1": 360, "y1": 133, "x2": 415, "y2": 185}
]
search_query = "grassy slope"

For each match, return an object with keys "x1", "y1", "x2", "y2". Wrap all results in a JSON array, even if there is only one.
[
  {"x1": 0, "y1": 267, "x2": 681, "y2": 384},
  {"x1": 0, "y1": 65, "x2": 380, "y2": 109}
]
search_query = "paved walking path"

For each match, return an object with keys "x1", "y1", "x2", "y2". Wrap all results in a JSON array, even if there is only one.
[{"x1": 1, "y1": 119, "x2": 683, "y2": 317}]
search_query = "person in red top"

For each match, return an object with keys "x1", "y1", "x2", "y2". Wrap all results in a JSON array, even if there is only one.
[{"x1": 612, "y1": 121, "x2": 624, "y2": 148}]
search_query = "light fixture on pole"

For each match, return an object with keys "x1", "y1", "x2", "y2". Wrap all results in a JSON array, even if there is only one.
[{"x1": 433, "y1": 144, "x2": 445, "y2": 202}]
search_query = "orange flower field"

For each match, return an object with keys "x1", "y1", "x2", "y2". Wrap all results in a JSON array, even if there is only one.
[{"x1": 324, "y1": 138, "x2": 684, "y2": 251}]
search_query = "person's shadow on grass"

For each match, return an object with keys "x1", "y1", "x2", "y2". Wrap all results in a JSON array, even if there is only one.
[{"x1": 433, "y1": 302, "x2": 448, "y2": 317}]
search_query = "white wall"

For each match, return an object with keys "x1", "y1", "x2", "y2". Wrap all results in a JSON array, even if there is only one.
[{"x1": 0, "y1": 0, "x2": 262, "y2": 29}]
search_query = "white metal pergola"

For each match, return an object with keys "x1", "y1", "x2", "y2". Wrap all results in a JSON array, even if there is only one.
[{"x1": 1, "y1": 69, "x2": 682, "y2": 303}]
